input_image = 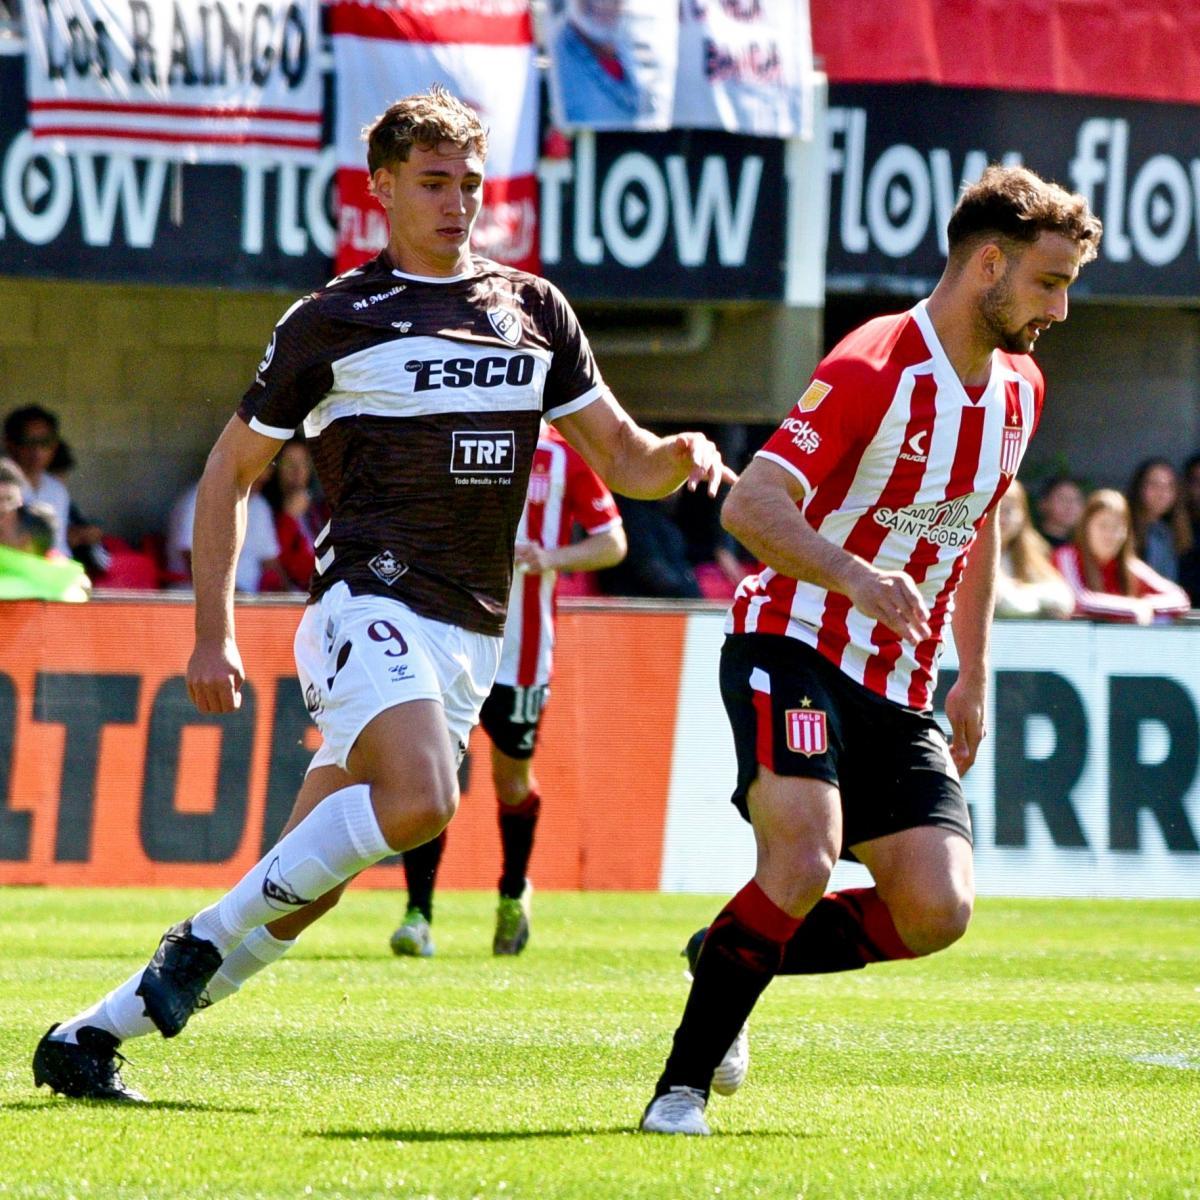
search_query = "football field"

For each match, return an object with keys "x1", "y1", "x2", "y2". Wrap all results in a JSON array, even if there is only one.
[{"x1": 2, "y1": 888, "x2": 1198, "y2": 1200}]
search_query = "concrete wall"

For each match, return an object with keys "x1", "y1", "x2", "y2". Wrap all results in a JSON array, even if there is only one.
[
  {"x1": 1032, "y1": 304, "x2": 1200, "y2": 488},
  {"x1": 2, "y1": 275, "x2": 1197, "y2": 542},
  {"x1": 0, "y1": 278, "x2": 290, "y2": 542}
]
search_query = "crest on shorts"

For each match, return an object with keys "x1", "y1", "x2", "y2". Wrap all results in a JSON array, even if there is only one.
[
  {"x1": 786, "y1": 703, "x2": 828, "y2": 756},
  {"x1": 1000, "y1": 423, "x2": 1023, "y2": 478},
  {"x1": 368, "y1": 550, "x2": 409, "y2": 586},
  {"x1": 798, "y1": 379, "x2": 832, "y2": 412},
  {"x1": 488, "y1": 306, "x2": 522, "y2": 346}
]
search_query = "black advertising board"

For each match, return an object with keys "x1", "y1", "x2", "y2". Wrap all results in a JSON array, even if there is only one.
[
  {"x1": 2, "y1": 48, "x2": 1200, "y2": 303},
  {"x1": 825, "y1": 83, "x2": 1200, "y2": 301},
  {"x1": 537, "y1": 129, "x2": 791, "y2": 302}
]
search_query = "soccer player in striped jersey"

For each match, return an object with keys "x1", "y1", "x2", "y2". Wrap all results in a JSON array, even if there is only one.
[
  {"x1": 642, "y1": 165, "x2": 1102, "y2": 1136},
  {"x1": 33, "y1": 85, "x2": 729, "y2": 1104},
  {"x1": 390, "y1": 422, "x2": 626, "y2": 957}
]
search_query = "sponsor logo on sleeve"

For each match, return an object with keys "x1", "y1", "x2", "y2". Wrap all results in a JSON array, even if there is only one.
[
  {"x1": 798, "y1": 379, "x2": 832, "y2": 412},
  {"x1": 257, "y1": 332, "x2": 276, "y2": 376},
  {"x1": 780, "y1": 417, "x2": 821, "y2": 454}
]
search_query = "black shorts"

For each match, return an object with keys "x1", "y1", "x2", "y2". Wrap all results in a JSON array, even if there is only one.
[
  {"x1": 479, "y1": 683, "x2": 550, "y2": 761},
  {"x1": 720, "y1": 634, "x2": 971, "y2": 857}
]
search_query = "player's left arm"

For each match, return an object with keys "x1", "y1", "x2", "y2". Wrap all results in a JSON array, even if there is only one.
[
  {"x1": 516, "y1": 524, "x2": 627, "y2": 575},
  {"x1": 945, "y1": 506, "x2": 1000, "y2": 776},
  {"x1": 554, "y1": 394, "x2": 735, "y2": 499}
]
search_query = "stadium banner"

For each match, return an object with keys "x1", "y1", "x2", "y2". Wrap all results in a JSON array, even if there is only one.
[
  {"x1": 1, "y1": 600, "x2": 1198, "y2": 898},
  {"x1": 330, "y1": 0, "x2": 539, "y2": 275},
  {"x1": 0, "y1": 52, "x2": 334, "y2": 287},
  {"x1": 811, "y1": 0, "x2": 1200, "y2": 106},
  {"x1": 825, "y1": 83, "x2": 1200, "y2": 302},
  {"x1": 544, "y1": 0, "x2": 814, "y2": 138},
  {"x1": 23, "y1": 0, "x2": 323, "y2": 162},
  {"x1": 538, "y1": 128, "x2": 792, "y2": 301}
]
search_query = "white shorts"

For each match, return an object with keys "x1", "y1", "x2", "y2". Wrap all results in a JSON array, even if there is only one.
[{"x1": 294, "y1": 581, "x2": 502, "y2": 773}]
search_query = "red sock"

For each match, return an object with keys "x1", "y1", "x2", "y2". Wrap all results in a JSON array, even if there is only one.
[{"x1": 779, "y1": 887, "x2": 915, "y2": 975}]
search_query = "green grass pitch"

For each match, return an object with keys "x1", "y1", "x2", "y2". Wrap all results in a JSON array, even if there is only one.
[{"x1": 2, "y1": 888, "x2": 1198, "y2": 1199}]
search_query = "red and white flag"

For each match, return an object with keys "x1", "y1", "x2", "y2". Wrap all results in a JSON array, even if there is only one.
[
  {"x1": 24, "y1": 0, "x2": 323, "y2": 162},
  {"x1": 331, "y1": 0, "x2": 538, "y2": 275}
]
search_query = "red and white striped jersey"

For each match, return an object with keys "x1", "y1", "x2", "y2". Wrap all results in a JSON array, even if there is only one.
[
  {"x1": 498, "y1": 426, "x2": 621, "y2": 688},
  {"x1": 728, "y1": 301, "x2": 1044, "y2": 711}
]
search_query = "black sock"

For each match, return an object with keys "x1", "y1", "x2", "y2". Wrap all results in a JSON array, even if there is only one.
[
  {"x1": 656, "y1": 880, "x2": 799, "y2": 1096},
  {"x1": 778, "y1": 888, "x2": 915, "y2": 974},
  {"x1": 498, "y1": 792, "x2": 540, "y2": 899},
  {"x1": 402, "y1": 831, "x2": 446, "y2": 922}
]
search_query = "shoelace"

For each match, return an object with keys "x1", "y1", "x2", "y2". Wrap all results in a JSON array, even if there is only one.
[{"x1": 157, "y1": 930, "x2": 218, "y2": 1008}]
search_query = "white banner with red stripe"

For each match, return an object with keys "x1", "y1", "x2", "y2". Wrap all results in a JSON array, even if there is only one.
[
  {"x1": 23, "y1": 0, "x2": 323, "y2": 162},
  {"x1": 331, "y1": 0, "x2": 538, "y2": 275}
]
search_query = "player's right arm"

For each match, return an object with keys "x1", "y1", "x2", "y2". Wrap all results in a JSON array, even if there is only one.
[
  {"x1": 722, "y1": 458, "x2": 931, "y2": 645},
  {"x1": 187, "y1": 417, "x2": 283, "y2": 714}
]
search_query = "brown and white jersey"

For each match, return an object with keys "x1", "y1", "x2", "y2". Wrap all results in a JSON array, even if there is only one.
[{"x1": 238, "y1": 253, "x2": 607, "y2": 635}]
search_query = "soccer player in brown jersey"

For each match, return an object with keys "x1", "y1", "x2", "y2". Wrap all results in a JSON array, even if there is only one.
[
  {"x1": 33, "y1": 84, "x2": 732, "y2": 1103},
  {"x1": 641, "y1": 166, "x2": 1102, "y2": 1135}
]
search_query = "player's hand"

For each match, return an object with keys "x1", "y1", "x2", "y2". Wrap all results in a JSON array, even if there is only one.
[
  {"x1": 944, "y1": 674, "x2": 986, "y2": 776},
  {"x1": 669, "y1": 432, "x2": 738, "y2": 498},
  {"x1": 514, "y1": 541, "x2": 553, "y2": 574},
  {"x1": 187, "y1": 637, "x2": 246, "y2": 714},
  {"x1": 845, "y1": 565, "x2": 931, "y2": 644}
]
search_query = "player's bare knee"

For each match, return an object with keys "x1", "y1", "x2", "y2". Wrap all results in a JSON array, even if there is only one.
[
  {"x1": 896, "y1": 892, "x2": 973, "y2": 956},
  {"x1": 494, "y1": 777, "x2": 532, "y2": 807}
]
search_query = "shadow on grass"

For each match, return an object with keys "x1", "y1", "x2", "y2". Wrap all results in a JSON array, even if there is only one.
[
  {"x1": 2, "y1": 1098, "x2": 259, "y2": 1114},
  {"x1": 313, "y1": 1126, "x2": 816, "y2": 1143}
]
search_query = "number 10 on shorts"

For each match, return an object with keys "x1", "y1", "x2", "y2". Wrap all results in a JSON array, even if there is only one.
[{"x1": 786, "y1": 708, "x2": 828, "y2": 756}]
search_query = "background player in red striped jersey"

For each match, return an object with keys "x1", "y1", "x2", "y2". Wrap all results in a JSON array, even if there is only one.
[
  {"x1": 390, "y1": 421, "x2": 626, "y2": 957},
  {"x1": 642, "y1": 165, "x2": 1102, "y2": 1135},
  {"x1": 33, "y1": 85, "x2": 729, "y2": 1104}
]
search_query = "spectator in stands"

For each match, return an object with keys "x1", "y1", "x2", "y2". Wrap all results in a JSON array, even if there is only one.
[
  {"x1": 260, "y1": 438, "x2": 329, "y2": 592},
  {"x1": 47, "y1": 438, "x2": 111, "y2": 577},
  {"x1": 166, "y1": 469, "x2": 284, "y2": 593},
  {"x1": 1035, "y1": 474, "x2": 1085, "y2": 548},
  {"x1": 0, "y1": 458, "x2": 29, "y2": 550},
  {"x1": 1126, "y1": 456, "x2": 1191, "y2": 583},
  {"x1": 995, "y1": 479, "x2": 1073, "y2": 618},
  {"x1": 4, "y1": 405, "x2": 72, "y2": 557},
  {"x1": 596, "y1": 494, "x2": 701, "y2": 598},
  {"x1": 1053, "y1": 488, "x2": 1190, "y2": 624},
  {"x1": 1179, "y1": 452, "x2": 1200, "y2": 605}
]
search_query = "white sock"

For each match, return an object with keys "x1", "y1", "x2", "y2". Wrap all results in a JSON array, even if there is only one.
[
  {"x1": 52, "y1": 928, "x2": 299, "y2": 1046},
  {"x1": 54, "y1": 970, "x2": 156, "y2": 1045},
  {"x1": 190, "y1": 785, "x2": 389, "y2": 953},
  {"x1": 207, "y1": 927, "x2": 296, "y2": 1003}
]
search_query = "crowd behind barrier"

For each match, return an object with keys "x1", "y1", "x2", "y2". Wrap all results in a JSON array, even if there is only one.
[{"x1": 2, "y1": 403, "x2": 1199, "y2": 620}]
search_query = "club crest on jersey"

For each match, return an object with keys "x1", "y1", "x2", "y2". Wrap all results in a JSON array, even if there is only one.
[
  {"x1": 527, "y1": 469, "x2": 551, "y2": 504},
  {"x1": 798, "y1": 379, "x2": 832, "y2": 412},
  {"x1": 786, "y1": 704, "x2": 828, "y2": 756},
  {"x1": 1000, "y1": 424, "x2": 1023, "y2": 477},
  {"x1": 488, "y1": 307, "x2": 522, "y2": 346},
  {"x1": 369, "y1": 550, "x2": 409, "y2": 586}
]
